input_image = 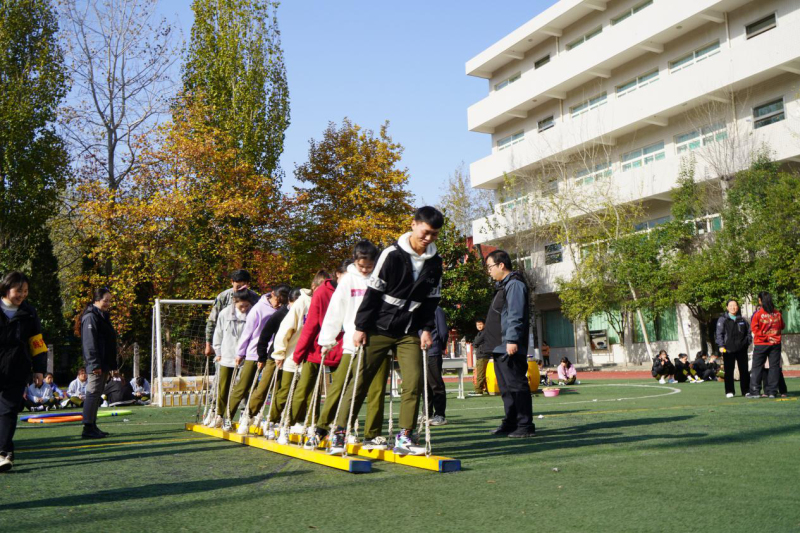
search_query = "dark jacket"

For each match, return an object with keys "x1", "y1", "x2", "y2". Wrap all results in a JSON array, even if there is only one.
[
  {"x1": 651, "y1": 356, "x2": 674, "y2": 377},
  {"x1": 256, "y1": 305, "x2": 288, "y2": 363},
  {"x1": 355, "y1": 240, "x2": 443, "y2": 337},
  {"x1": 105, "y1": 378, "x2": 134, "y2": 404},
  {"x1": 424, "y1": 307, "x2": 448, "y2": 358},
  {"x1": 715, "y1": 313, "x2": 751, "y2": 353},
  {"x1": 472, "y1": 330, "x2": 491, "y2": 360},
  {"x1": 484, "y1": 272, "x2": 530, "y2": 354},
  {"x1": 81, "y1": 305, "x2": 118, "y2": 373},
  {"x1": 674, "y1": 358, "x2": 691, "y2": 377},
  {"x1": 693, "y1": 357, "x2": 708, "y2": 374},
  {"x1": 0, "y1": 302, "x2": 47, "y2": 388}
]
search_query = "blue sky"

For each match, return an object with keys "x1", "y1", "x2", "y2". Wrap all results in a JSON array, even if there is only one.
[{"x1": 159, "y1": 1, "x2": 552, "y2": 204}]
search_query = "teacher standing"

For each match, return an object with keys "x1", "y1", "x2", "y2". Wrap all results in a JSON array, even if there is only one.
[{"x1": 80, "y1": 288, "x2": 117, "y2": 439}]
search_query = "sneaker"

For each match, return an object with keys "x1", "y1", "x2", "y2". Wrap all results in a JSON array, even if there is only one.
[
  {"x1": 60, "y1": 399, "x2": 70, "y2": 408},
  {"x1": 726, "y1": 393, "x2": 734, "y2": 398},
  {"x1": 81, "y1": 426, "x2": 105, "y2": 439},
  {"x1": 214, "y1": 415, "x2": 223, "y2": 428},
  {"x1": 264, "y1": 422, "x2": 275, "y2": 439},
  {"x1": 327, "y1": 429, "x2": 346, "y2": 455},
  {"x1": 236, "y1": 415, "x2": 250, "y2": 435},
  {"x1": 94, "y1": 425, "x2": 109, "y2": 437},
  {"x1": 658, "y1": 378, "x2": 666, "y2": 384},
  {"x1": 346, "y1": 434, "x2": 359, "y2": 445},
  {"x1": 490, "y1": 424, "x2": 516, "y2": 435},
  {"x1": 289, "y1": 423, "x2": 304, "y2": 435},
  {"x1": 667, "y1": 378, "x2": 677, "y2": 384},
  {"x1": 767, "y1": 395, "x2": 776, "y2": 399},
  {"x1": 508, "y1": 427, "x2": 536, "y2": 438},
  {"x1": 303, "y1": 433, "x2": 321, "y2": 450},
  {"x1": 393, "y1": 429, "x2": 425, "y2": 456},
  {"x1": 362, "y1": 436, "x2": 388, "y2": 450},
  {"x1": 428, "y1": 415, "x2": 448, "y2": 426},
  {"x1": 467, "y1": 392, "x2": 483, "y2": 397},
  {"x1": 222, "y1": 418, "x2": 232, "y2": 431},
  {"x1": 276, "y1": 427, "x2": 289, "y2": 445},
  {"x1": 745, "y1": 393, "x2": 761, "y2": 399},
  {"x1": 0, "y1": 453, "x2": 13, "y2": 473},
  {"x1": 203, "y1": 410, "x2": 215, "y2": 426}
]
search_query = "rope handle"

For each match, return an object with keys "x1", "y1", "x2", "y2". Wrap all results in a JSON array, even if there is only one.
[
  {"x1": 329, "y1": 349, "x2": 357, "y2": 451},
  {"x1": 239, "y1": 366, "x2": 264, "y2": 426},
  {"x1": 254, "y1": 364, "x2": 280, "y2": 427},
  {"x1": 342, "y1": 345, "x2": 364, "y2": 457},
  {"x1": 302, "y1": 353, "x2": 327, "y2": 441},
  {"x1": 278, "y1": 362, "x2": 303, "y2": 436},
  {"x1": 197, "y1": 356, "x2": 210, "y2": 422},
  {"x1": 421, "y1": 348, "x2": 432, "y2": 457}
]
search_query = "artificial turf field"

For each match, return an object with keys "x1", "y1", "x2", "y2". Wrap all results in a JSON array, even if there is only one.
[{"x1": 2, "y1": 380, "x2": 799, "y2": 533}]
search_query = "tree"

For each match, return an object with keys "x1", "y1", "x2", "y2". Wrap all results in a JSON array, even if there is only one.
[
  {"x1": 0, "y1": 0, "x2": 71, "y2": 343},
  {"x1": 289, "y1": 118, "x2": 415, "y2": 282},
  {"x1": 437, "y1": 216, "x2": 494, "y2": 338},
  {"x1": 60, "y1": 0, "x2": 180, "y2": 190},
  {"x1": 437, "y1": 163, "x2": 492, "y2": 237},
  {"x1": 182, "y1": 0, "x2": 289, "y2": 181}
]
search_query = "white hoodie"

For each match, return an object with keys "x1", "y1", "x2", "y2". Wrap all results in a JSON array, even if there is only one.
[
  {"x1": 397, "y1": 232, "x2": 437, "y2": 281},
  {"x1": 271, "y1": 289, "x2": 312, "y2": 372},
  {"x1": 213, "y1": 305, "x2": 249, "y2": 368},
  {"x1": 318, "y1": 263, "x2": 369, "y2": 355}
]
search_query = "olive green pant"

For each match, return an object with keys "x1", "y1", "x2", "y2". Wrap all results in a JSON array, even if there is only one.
[
  {"x1": 247, "y1": 359, "x2": 279, "y2": 417},
  {"x1": 316, "y1": 353, "x2": 389, "y2": 438},
  {"x1": 268, "y1": 369, "x2": 299, "y2": 424},
  {"x1": 290, "y1": 362, "x2": 323, "y2": 427},
  {"x1": 216, "y1": 365, "x2": 235, "y2": 415},
  {"x1": 335, "y1": 334, "x2": 421, "y2": 431},
  {"x1": 228, "y1": 360, "x2": 258, "y2": 416}
]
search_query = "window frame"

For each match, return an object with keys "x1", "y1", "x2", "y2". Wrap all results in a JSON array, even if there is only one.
[
  {"x1": 570, "y1": 92, "x2": 607, "y2": 118},
  {"x1": 566, "y1": 26, "x2": 602, "y2": 51},
  {"x1": 534, "y1": 55, "x2": 550, "y2": 69},
  {"x1": 675, "y1": 123, "x2": 727, "y2": 154},
  {"x1": 537, "y1": 115, "x2": 555, "y2": 133},
  {"x1": 753, "y1": 97, "x2": 785, "y2": 129},
  {"x1": 494, "y1": 72, "x2": 521, "y2": 92},
  {"x1": 669, "y1": 40, "x2": 720, "y2": 73},
  {"x1": 616, "y1": 68, "x2": 659, "y2": 98},
  {"x1": 497, "y1": 131, "x2": 525, "y2": 151},
  {"x1": 575, "y1": 161, "x2": 612, "y2": 186},
  {"x1": 746, "y1": 12, "x2": 777, "y2": 39},
  {"x1": 621, "y1": 141, "x2": 665, "y2": 171},
  {"x1": 611, "y1": 0, "x2": 653, "y2": 25},
  {"x1": 544, "y1": 243, "x2": 563, "y2": 265}
]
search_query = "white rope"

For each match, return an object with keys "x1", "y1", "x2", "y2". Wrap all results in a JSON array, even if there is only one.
[
  {"x1": 302, "y1": 353, "x2": 327, "y2": 441},
  {"x1": 197, "y1": 356, "x2": 210, "y2": 422},
  {"x1": 343, "y1": 346, "x2": 364, "y2": 457},
  {"x1": 238, "y1": 366, "x2": 263, "y2": 430},
  {"x1": 278, "y1": 362, "x2": 303, "y2": 436},
  {"x1": 203, "y1": 361, "x2": 218, "y2": 425},
  {"x1": 387, "y1": 356, "x2": 394, "y2": 438},
  {"x1": 421, "y1": 348, "x2": 432, "y2": 457},
  {"x1": 254, "y1": 364, "x2": 279, "y2": 429},
  {"x1": 328, "y1": 350, "x2": 357, "y2": 451}
]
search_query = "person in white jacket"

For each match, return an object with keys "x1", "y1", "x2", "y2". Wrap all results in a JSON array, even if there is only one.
[
  {"x1": 25, "y1": 374, "x2": 55, "y2": 411},
  {"x1": 309, "y1": 241, "x2": 391, "y2": 451},
  {"x1": 66, "y1": 368, "x2": 88, "y2": 407},
  {"x1": 211, "y1": 291, "x2": 253, "y2": 427},
  {"x1": 267, "y1": 287, "x2": 313, "y2": 435}
]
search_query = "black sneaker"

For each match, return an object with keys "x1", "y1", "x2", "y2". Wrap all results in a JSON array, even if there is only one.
[
  {"x1": 94, "y1": 425, "x2": 109, "y2": 437},
  {"x1": 745, "y1": 393, "x2": 761, "y2": 399},
  {"x1": 490, "y1": 424, "x2": 516, "y2": 435},
  {"x1": 327, "y1": 429, "x2": 346, "y2": 455},
  {"x1": 508, "y1": 427, "x2": 536, "y2": 438},
  {"x1": 82, "y1": 425, "x2": 106, "y2": 439}
]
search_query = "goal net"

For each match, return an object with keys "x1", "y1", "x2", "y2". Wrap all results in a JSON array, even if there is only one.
[{"x1": 151, "y1": 299, "x2": 214, "y2": 407}]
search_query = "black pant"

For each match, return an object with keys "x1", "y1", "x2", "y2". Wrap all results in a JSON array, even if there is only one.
[
  {"x1": 750, "y1": 344, "x2": 782, "y2": 396},
  {"x1": 493, "y1": 353, "x2": 533, "y2": 430},
  {"x1": 760, "y1": 368, "x2": 787, "y2": 395},
  {"x1": 723, "y1": 350, "x2": 750, "y2": 396},
  {"x1": 426, "y1": 355, "x2": 446, "y2": 418},
  {"x1": 0, "y1": 386, "x2": 25, "y2": 455}
]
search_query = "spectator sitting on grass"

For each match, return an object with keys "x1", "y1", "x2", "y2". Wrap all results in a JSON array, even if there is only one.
[
  {"x1": 652, "y1": 350, "x2": 676, "y2": 384},
  {"x1": 708, "y1": 354, "x2": 723, "y2": 379},
  {"x1": 693, "y1": 352, "x2": 717, "y2": 381},
  {"x1": 67, "y1": 368, "x2": 88, "y2": 407},
  {"x1": 131, "y1": 377, "x2": 151, "y2": 403},
  {"x1": 25, "y1": 374, "x2": 55, "y2": 411},
  {"x1": 674, "y1": 353, "x2": 703, "y2": 383},
  {"x1": 538, "y1": 360, "x2": 554, "y2": 387},
  {"x1": 44, "y1": 373, "x2": 68, "y2": 407},
  {"x1": 103, "y1": 371, "x2": 135, "y2": 406},
  {"x1": 557, "y1": 357, "x2": 577, "y2": 385}
]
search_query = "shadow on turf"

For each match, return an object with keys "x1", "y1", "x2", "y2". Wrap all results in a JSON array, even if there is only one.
[{"x1": 0, "y1": 471, "x2": 308, "y2": 511}]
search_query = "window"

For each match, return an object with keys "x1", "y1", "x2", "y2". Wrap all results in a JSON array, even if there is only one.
[
  {"x1": 522, "y1": 256, "x2": 533, "y2": 271},
  {"x1": 570, "y1": 92, "x2": 607, "y2": 118},
  {"x1": 588, "y1": 312, "x2": 621, "y2": 344},
  {"x1": 575, "y1": 161, "x2": 612, "y2": 186},
  {"x1": 669, "y1": 41, "x2": 720, "y2": 73},
  {"x1": 633, "y1": 216, "x2": 671, "y2": 232},
  {"x1": 543, "y1": 309, "x2": 574, "y2": 348},
  {"x1": 534, "y1": 55, "x2": 550, "y2": 69},
  {"x1": 611, "y1": 0, "x2": 653, "y2": 25},
  {"x1": 543, "y1": 177, "x2": 559, "y2": 196},
  {"x1": 693, "y1": 214, "x2": 722, "y2": 235},
  {"x1": 494, "y1": 72, "x2": 521, "y2": 91},
  {"x1": 746, "y1": 13, "x2": 777, "y2": 39},
  {"x1": 544, "y1": 243, "x2": 563, "y2": 265},
  {"x1": 675, "y1": 123, "x2": 727, "y2": 154},
  {"x1": 621, "y1": 141, "x2": 665, "y2": 171},
  {"x1": 616, "y1": 69, "x2": 659, "y2": 97},
  {"x1": 566, "y1": 27, "x2": 602, "y2": 51},
  {"x1": 497, "y1": 131, "x2": 524, "y2": 150},
  {"x1": 753, "y1": 98, "x2": 785, "y2": 129},
  {"x1": 537, "y1": 115, "x2": 554, "y2": 132},
  {"x1": 634, "y1": 308, "x2": 678, "y2": 343}
]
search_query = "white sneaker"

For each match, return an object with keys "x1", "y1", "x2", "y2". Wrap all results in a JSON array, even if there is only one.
[
  {"x1": 0, "y1": 453, "x2": 13, "y2": 473},
  {"x1": 236, "y1": 415, "x2": 250, "y2": 435},
  {"x1": 726, "y1": 393, "x2": 734, "y2": 398},
  {"x1": 429, "y1": 415, "x2": 448, "y2": 426},
  {"x1": 276, "y1": 428, "x2": 289, "y2": 445},
  {"x1": 346, "y1": 434, "x2": 359, "y2": 445},
  {"x1": 289, "y1": 423, "x2": 304, "y2": 435},
  {"x1": 362, "y1": 436, "x2": 388, "y2": 450},
  {"x1": 303, "y1": 434, "x2": 321, "y2": 450},
  {"x1": 658, "y1": 378, "x2": 666, "y2": 384},
  {"x1": 222, "y1": 418, "x2": 232, "y2": 431},
  {"x1": 60, "y1": 399, "x2": 70, "y2": 408},
  {"x1": 694, "y1": 377, "x2": 704, "y2": 383},
  {"x1": 214, "y1": 415, "x2": 223, "y2": 428},
  {"x1": 264, "y1": 422, "x2": 275, "y2": 439},
  {"x1": 251, "y1": 415, "x2": 262, "y2": 432}
]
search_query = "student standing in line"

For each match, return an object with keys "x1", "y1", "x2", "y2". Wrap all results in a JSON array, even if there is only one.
[
  {"x1": 715, "y1": 299, "x2": 751, "y2": 398},
  {"x1": 204, "y1": 270, "x2": 259, "y2": 359},
  {"x1": 80, "y1": 288, "x2": 117, "y2": 439},
  {"x1": 0, "y1": 272, "x2": 48, "y2": 473},
  {"x1": 747, "y1": 292, "x2": 784, "y2": 399},
  {"x1": 469, "y1": 318, "x2": 491, "y2": 396},
  {"x1": 484, "y1": 250, "x2": 535, "y2": 439}
]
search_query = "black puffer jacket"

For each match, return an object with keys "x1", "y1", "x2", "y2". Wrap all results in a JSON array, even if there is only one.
[
  {"x1": 81, "y1": 305, "x2": 118, "y2": 373},
  {"x1": 0, "y1": 302, "x2": 47, "y2": 388}
]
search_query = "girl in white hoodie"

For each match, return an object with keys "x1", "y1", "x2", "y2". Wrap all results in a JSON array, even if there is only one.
[{"x1": 211, "y1": 291, "x2": 253, "y2": 426}]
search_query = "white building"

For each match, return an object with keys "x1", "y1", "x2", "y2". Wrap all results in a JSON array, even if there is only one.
[{"x1": 466, "y1": 0, "x2": 800, "y2": 365}]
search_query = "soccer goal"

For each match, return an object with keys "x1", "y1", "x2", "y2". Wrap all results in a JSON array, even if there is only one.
[{"x1": 151, "y1": 299, "x2": 214, "y2": 407}]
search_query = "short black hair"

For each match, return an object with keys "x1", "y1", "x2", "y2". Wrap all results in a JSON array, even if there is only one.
[
  {"x1": 486, "y1": 250, "x2": 513, "y2": 271},
  {"x1": 679, "y1": 353, "x2": 688, "y2": 360},
  {"x1": 336, "y1": 259, "x2": 352, "y2": 275},
  {"x1": 413, "y1": 206, "x2": 444, "y2": 229},
  {"x1": 353, "y1": 240, "x2": 380, "y2": 262},
  {"x1": 231, "y1": 289, "x2": 252, "y2": 301},
  {"x1": 289, "y1": 288, "x2": 304, "y2": 303},
  {"x1": 135, "y1": 376, "x2": 144, "y2": 386},
  {"x1": 696, "y1": 351, "x2": 707, "y2": 358},
  {"x1": 230, "y1": 269, "x2": 251, "y2": 283},
  {"x1": 0, "y1": 271, "x2": 30, "y2": 298},
  {"x1": 92, "y1": 287, "x2": 112, "y2": 302},
  {"x1": 271, "y1": 284, "x2": 291, "y2": 306},
  {"x1": 475, "y1": 318, "x2": 485, "y2": 324}
]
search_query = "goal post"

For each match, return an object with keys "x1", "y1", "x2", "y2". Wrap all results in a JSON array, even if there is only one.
[{"x1": 152, "y1": 299, "x2": 215, "y2": 407}]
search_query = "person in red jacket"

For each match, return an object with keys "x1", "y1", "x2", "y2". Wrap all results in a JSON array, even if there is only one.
[
  {"x1": 290, "y1": 273, "x2": 344, "y2": 429},
  {"x1": 747, "y1": 292, "x2": 785, "y2": 399}
]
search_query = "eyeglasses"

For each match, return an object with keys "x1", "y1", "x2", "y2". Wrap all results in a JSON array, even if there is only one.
[{"x1": 486, "y1": 263, "x2": 498, "y2": 272}]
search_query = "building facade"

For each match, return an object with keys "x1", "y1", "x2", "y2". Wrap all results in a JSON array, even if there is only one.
[{"x1": 466, "y1": 0, "x2": 800, "y2": 365}]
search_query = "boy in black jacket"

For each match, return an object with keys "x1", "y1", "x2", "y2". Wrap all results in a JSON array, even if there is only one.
[{"x1": 329, "y1": 207, "x2": 444, "y2": 456}]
